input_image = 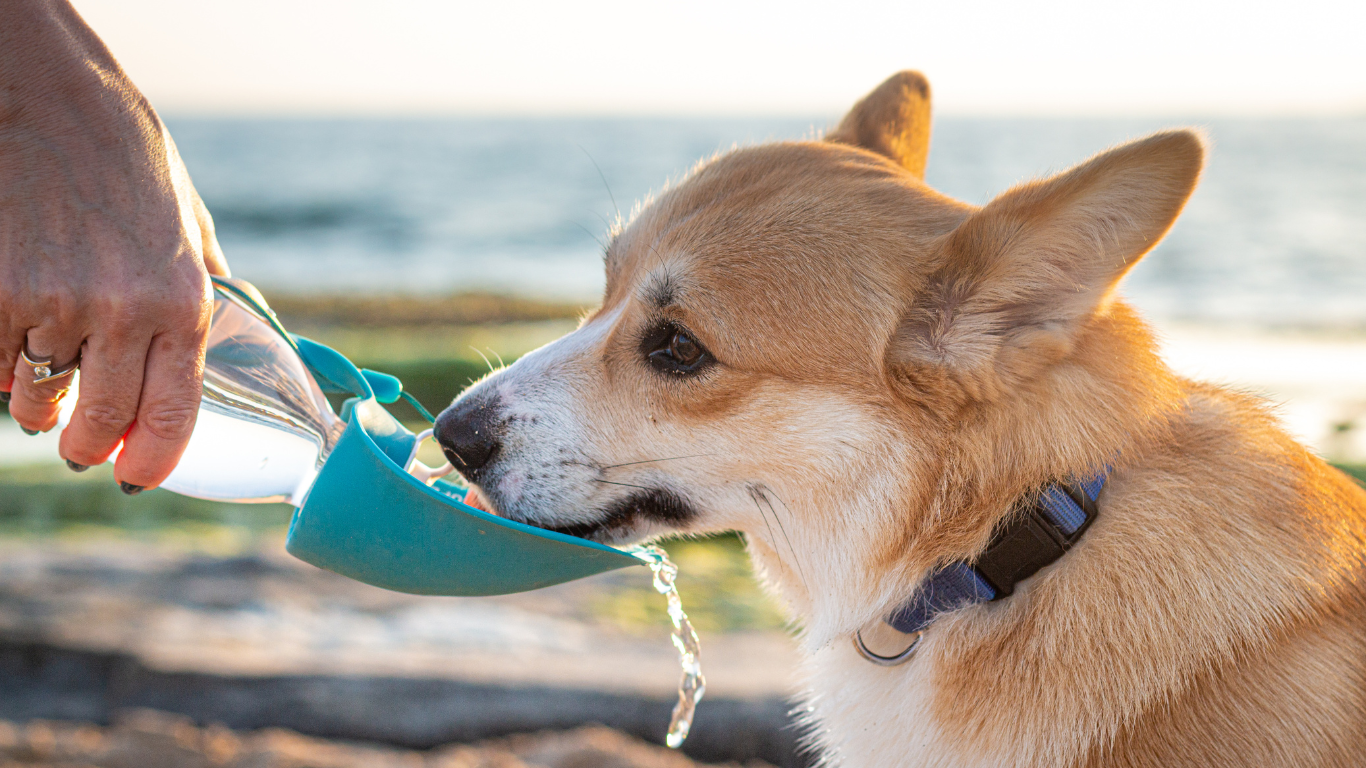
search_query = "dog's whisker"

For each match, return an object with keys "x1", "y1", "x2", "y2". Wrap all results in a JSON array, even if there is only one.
[
  {"x1": 600, "y1": 454, "x2": 712, "y2": 470},
  {"x1": 594, "y1": 478, "x2": 653, "y2": 491},
  {"x1": 762, "y1": 487, "x2": 812, "y2": 597},
  {"x1": 470, "y1": 346, "x2": 496, "y2": 373},
  {"x1": 589, "y1": 211, "x2": 616, "y2": 235},
  {"x1": 574, "y1": 221, "x2": 609, "y2": 251},
  {"x1": 648, "y1": 243, "x2": 676, "y2": 279},
  {"x1": 749, "y1": 484, "x2": 811, "y2": 597},
  {"x1": 577, "y1": 144, "x2": 621, "y2": 224},
  {"x1": 486, "y1": 347, "x2": 506, "y2": 369},
  {"x1": 750, "y1": 487, "x2": 782, "y2": 561}
]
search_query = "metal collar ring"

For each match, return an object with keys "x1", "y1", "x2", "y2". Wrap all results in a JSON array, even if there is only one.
[{"x1": 853, "y1": 628, "x2": 923, "y2": 666}]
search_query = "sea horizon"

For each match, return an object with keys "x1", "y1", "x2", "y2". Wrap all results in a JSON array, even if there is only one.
[{"x1": 165, "y1": 114, "x2": 1366, "y2": 329}]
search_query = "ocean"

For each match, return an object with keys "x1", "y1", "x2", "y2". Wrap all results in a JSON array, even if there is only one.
[
  {"x1": 167, "y1": 116, "x2": 1366, "y2": 330},
  {"x1": 4, "y1": 116, "x2": 1363, "y2": 468}
]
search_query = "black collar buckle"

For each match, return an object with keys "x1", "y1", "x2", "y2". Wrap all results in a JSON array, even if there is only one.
[{"x1": 973, "y1": 480, "x2": 1099, "y2": 599}]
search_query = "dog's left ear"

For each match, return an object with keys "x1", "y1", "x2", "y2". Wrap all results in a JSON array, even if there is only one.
[
  {"x1": 827, "y1": 70, "x2": 932, "y2": 179},
  {"x1": 889, "y1": 130, "x2": 1205, "y2": 402}
]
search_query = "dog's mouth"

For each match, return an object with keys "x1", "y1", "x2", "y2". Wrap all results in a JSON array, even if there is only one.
[
  {"x1": 461, "y1": 484, "x2": 498, "y2": 516},
  {"x1": 460, "y1": 484, "x2": 695, "y2": 544}
]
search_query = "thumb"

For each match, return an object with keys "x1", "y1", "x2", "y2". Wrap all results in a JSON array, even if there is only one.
[
  {"x1": 164, "y1": 127, "x2": 231, "y2": 278},
  {"x1": 192, "y1": 188, "x2": 231, "y2": 278}
]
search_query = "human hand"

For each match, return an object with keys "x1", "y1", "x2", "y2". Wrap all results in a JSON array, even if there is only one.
[{"x1": 1, "y1": 0, "x2": 229, "y2": 492}]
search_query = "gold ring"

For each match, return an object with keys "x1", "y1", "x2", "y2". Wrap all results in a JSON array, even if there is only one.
[
  {"x1": 37, "y1": 387, "x2": 70, "y2": 404},
  {"x1": 20, "y1": 347, "x2": 79, "y2": 385}
]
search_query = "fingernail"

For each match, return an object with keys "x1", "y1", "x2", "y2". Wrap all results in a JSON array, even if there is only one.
[
  {"x1": 22, "y1": 427, "x2": 39, "y2": 436},
  {"x1": 66, "y1": 459, "x2": 89, "y2": 473},
  {"x1": 0, "y1": 391, "x2": 10, "y2": 403},
  {"x1": 119, "y1": 482, "x2": 144, "y2": 496}
]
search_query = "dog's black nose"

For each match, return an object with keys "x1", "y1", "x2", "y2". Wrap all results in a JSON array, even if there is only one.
[{"x1": 434, "y1": 395, "x2": 501, "y2": 479}]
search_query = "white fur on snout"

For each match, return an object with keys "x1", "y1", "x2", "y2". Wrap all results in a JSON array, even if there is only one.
[{"x1": 453, "y1": 312, "x2": 617, "y2": 528}]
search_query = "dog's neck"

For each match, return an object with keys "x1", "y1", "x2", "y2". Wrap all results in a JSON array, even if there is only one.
[{"x1": 750, "y1": 303, "x2": 1184, "y2": 649}]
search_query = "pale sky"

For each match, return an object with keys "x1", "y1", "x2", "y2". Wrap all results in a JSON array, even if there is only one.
[{"x1": 73, "y1": 0, "x2": 1366, "y2": 116}]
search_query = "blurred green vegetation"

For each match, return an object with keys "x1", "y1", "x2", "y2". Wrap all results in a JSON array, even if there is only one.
[
  {"x1": 272, "y1": 321, "x2": 579, "y2": 420},
  {"x1": 0, "y1": 461, "x2": 787, "y2": 632},
  {"x1": 593, "y1": 534, "x2": 788, "y2": 634},
  {"x1": 0, "y1": 463, "x2": 291, "y2": 552},
  {"x1": 354, "y1": 358, "x2": 493, "y2": 418},
  {"x1": 267, "y1": 291, "x2": 586, "y2": 327},
  {"x1": 266, "y1": 289, "x2": 584, "y2": 418},
  {"x1": 1341, "y1": 463, "x2": 1366, "y2": 487}
]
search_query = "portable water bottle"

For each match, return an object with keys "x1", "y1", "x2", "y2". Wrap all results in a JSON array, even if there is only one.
[
  {"x1": 56, "y1": 276, "x2": 642, "y2": 595},
  {"x1": 162, "y1": 278, "x2": 349, "y2": 504}
]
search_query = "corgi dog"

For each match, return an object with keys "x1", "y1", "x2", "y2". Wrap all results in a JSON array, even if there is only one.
[{"x1": 435, "y1": 72, "x2": 1366, "y2": 767}]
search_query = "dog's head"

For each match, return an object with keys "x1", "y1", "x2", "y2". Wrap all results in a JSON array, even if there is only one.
[{"x1": 435, "y1": 72, "x2": 1202, "y2": 630}]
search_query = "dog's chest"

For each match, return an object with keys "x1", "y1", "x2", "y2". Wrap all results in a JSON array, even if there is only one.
[{"x1": 805, "y1": 644, "x2": 1013, "y2": 768}]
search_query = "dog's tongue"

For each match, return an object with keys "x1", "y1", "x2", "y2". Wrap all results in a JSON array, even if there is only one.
[{"x1": 462, "y1": 485, "x2": 494, "y2": 514}]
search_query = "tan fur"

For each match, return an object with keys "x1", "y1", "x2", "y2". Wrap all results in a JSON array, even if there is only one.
[
  {"x1": 443, "y1": 71, "x2": 1366, "y2": 766},
  {"x1": 827, "y1": 71, "x2": 934, "y2": 179}
]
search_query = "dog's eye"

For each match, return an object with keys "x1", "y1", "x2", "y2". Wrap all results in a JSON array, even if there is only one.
[{"x1": 645, "y1": 325, "x2": 711, "y2": 374}]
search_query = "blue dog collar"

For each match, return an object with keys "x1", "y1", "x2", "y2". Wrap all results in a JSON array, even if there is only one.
[{"x1": 886, "y1": 470, "x2": 1108, "y2": 636}]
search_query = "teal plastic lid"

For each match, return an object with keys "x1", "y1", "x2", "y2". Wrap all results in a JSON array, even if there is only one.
[{"x1": 226, "y1": 291, "x2": 645, "y2": 594}]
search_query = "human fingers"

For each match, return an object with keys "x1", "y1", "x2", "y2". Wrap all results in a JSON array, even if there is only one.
[
  {"x1": 55, "y1": 325, "x2": 149, "y2": 471},
  {"x1": 57, "y1": 266, "x2": 211, "y2": 489},
  {"x1": 112, "y1": 317, "x2": 210, "y2": 491},
  {"x1": 7, "y1": 327, "x2": 84, "y2": 435},
  {"x1": 0, "y1": 312, "x2": 24, "y2": 399}
]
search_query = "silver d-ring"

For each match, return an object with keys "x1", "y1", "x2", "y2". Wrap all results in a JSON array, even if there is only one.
[{"x1": 853, "y1": 628, "x2": 923, "y2": 666}]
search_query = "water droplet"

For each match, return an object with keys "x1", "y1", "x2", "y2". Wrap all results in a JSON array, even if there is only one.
[{"x1": 630, "y1": 544, "x2": 706, "y2": 749}]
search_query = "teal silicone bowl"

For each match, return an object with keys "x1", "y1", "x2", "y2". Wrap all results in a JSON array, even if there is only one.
[{"x1": 282, "y1": 334, "x2": 643, "y2": 596}]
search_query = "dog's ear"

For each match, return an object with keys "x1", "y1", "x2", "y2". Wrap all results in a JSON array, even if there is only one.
[
  {"x1": 827, "y1": 71, "x2": 932, "y2": 179},
  {"x1": 889, "y1": 130, "x2": 1204, "y2": 402}
]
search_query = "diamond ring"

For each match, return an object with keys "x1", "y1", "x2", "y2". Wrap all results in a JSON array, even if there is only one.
[{"x1": 20, "y1": 347, "x2": 80, "y2": 385}]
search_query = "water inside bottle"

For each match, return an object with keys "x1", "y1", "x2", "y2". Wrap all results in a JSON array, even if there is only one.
[
  {"x1": 632, "y1": 544, "x2": 706, "y2": 748},
  {"x1": 161, "y1": 286, "x2": 345, "y2": 504}
]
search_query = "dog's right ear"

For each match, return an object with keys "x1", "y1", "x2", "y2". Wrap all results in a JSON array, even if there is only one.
[
  {"x1": 826, "y1": 70, "x2": 932, "y2": 179},
  {"x1": 887, "y1": 130, "x2": 1205, "y2": 406}
]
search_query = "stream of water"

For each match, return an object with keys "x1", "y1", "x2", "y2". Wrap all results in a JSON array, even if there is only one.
[{"x1": 632, "y1": 544, "x2": 706, "y2": 748}]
